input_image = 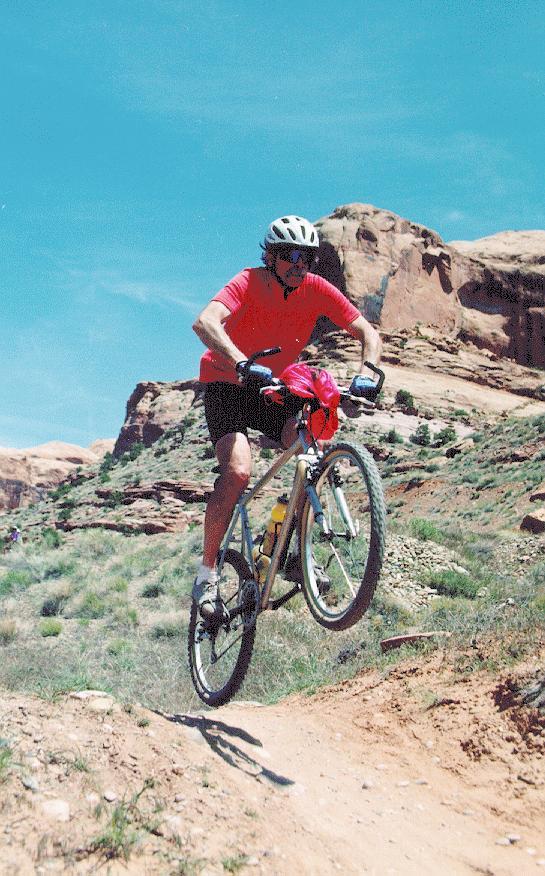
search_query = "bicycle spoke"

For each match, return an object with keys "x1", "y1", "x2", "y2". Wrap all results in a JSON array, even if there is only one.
[
  {"x1": 188, "y1": 550, "x2": 257, "y2": 707},
  {"x1": 299, "y1": 442, "x2": 385, "y2": 630}
]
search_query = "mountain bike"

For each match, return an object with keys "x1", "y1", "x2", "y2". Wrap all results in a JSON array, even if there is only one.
[{"x1": 188, "y1": 349, "x2": 386, "y2": 707}]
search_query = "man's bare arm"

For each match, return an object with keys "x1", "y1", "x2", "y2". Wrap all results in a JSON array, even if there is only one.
[
  {"x1": 347, "y1": 315, "x2": 383, "y2": 378},
  {"x1": 192, "y1": 301, "x2": 246, "y2": 370}
]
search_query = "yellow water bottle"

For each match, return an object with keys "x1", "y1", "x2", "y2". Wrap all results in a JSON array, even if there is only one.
[
  {"x1": 261, "y1": 495, "x2": 289, "y2": 557},
  {"x1": 252, "y1": 545, "x2": 270, "y2": 584}
]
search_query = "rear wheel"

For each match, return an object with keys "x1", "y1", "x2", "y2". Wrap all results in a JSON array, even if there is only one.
[
  {"x1": 188, "y1": 549, "x2": 257, "y2": 707},
  {"x1": 299, "y1": 442, "x2": 385, "y2": 631}
]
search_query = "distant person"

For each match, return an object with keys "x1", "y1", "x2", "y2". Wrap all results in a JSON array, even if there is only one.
[
  {"x1": 4, "y1": 525, "x2": 22, "y2": 551},
  {"x1": 191, "y1": 214, "x2": 382, "y2": 621}
]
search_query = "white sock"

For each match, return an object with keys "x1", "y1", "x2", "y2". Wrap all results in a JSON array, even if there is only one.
[{"x1": 195, "y1": 564, "x2": 217, "y2": 586}]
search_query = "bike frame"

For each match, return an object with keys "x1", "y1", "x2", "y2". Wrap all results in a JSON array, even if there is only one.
[{"x1": 217, "y1": 421, "x2": 327, "y2": 611}]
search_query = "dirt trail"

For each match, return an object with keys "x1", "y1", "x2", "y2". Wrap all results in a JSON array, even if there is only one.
[{"x1": 1, "y1": 653, "x2": 545, "y2": 874}]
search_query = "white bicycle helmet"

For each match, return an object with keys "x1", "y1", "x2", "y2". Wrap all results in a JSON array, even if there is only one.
[{"x1": 264, "y1": 215, "x2": 319, "y2": 249}]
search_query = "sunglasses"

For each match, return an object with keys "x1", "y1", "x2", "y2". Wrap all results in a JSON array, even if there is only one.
[{"x1": 274, "y1": 246, "x2": 318, "y2": 267}]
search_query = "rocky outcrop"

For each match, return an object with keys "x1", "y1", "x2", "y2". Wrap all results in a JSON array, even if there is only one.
[
  {"x1": 113, "y1": 379, "x2": 203, "y2": 457},
  {"x1": 314, "y1": 204, "x2": 545, "y2": 369},
  {"x1": 0, "y1": 441, "x2": 114, "y2": 513},
  {"x1": 58, "y1": 479, "x2": 214, "y2": 535}
]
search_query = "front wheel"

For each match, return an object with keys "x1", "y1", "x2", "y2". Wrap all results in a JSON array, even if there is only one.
[
  {"x1": 299, "y1": 442, "x2": 386, "y2": 631},
  {"x1": 188, "y1": 549, "x2": 257, "y2": 707}
]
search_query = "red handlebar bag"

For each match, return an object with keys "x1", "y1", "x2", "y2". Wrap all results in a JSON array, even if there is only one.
[{"x1": 265, "y1": 363, "x2": 341, "y2": 440}]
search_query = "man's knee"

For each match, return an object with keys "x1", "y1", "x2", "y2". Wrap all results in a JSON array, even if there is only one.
[{"x1": 219, "y1": 462, "x2": 250, "y2": 493}]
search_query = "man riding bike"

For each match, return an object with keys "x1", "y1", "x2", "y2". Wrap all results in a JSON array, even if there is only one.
[{"x1": 192, "y1": 214, "x2": 382, "y2": 621}]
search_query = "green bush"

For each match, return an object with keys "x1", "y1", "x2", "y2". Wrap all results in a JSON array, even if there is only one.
[
  {"x1": 410, "y1": 518, "x2": 443, "y2": 543},
  {"x1": 434, "y1": 426, "x2": 456, "y2": 446},
  {"x1": 141, "y1": 583, "x2": 164, "y2": 599},
  {"x1": 77, "y1": 592, "x2": 108, "y2": 619},
  {"x1": 41, "y1": 527, "x2": 62, "y2": 549},
  {"x1": 99, "y1": 452, "x2": 115, "y2": 474},
  {"x1": 410, "y1": 424, "x2": 431, "y2": 446},
  {"x1": 386, "y1": 428, "x2": 404, "y2": 444},
  {"x1": 40, "y1": 618, "x2": 62, "y2": 637},
  {"x1": 532, "y1": 414, "x2": 545, "y2": 434},
  {"x1": 128, "y1": 442, "x2": 145, "y2": 461},
  {"x1": 425, "y1": 569, "x2": 480, "y2": 599},
  {"x1": 395, "y1": 389, "x2": 415, "y2": 408},
  {"x1": 0, "y1": 569, "x2": 34, "y2": 596}
]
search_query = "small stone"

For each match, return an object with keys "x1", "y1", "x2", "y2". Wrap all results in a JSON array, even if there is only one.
[
  {"x1": 42, "y1": 799, "x2": 70, "y2": 822},
  {"x1": 397, "y1": 780, "x2": 410, "y2": 787},
  {"x1": 174, "y1": 793, "x2": 186, "y2": 803},
  {"x1": 414, "y1": 778, "x2": 428, "y2": 785},
  {"x1": 507, "y1": 834, "x2": 521, "y2": 844},
  {"x1": 526, "y1": 848, "x2": 536, "y2": 856},
  {"x1": 496, "y1": 837, "x2": 511, "y2": 846},
  {"x1": 361, "y1": 780, "x2": 374, "y2": 790},
  {"x1": 21, "y1": 775, "x2": 39, "y2": 792},
  {"x1": 103, "y1": 790, "x2": 117, "y2": 802}
]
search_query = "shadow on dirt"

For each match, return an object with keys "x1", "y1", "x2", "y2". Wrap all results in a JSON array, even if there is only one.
[{"x1": 157, "y1": 712, "x2": 295, "y2": 787}]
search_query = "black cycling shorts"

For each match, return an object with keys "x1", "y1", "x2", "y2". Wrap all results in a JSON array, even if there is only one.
[{"x1": 204, "y1": 382, "x2": 304, "y2": 446}]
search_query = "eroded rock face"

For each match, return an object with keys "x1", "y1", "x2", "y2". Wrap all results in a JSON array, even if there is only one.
[
  {"x1": 314, "y1": 204, "x2": 545, "y2": 369},
  {"x1": 113, "y1": 379, "x2": 203, "y2": 457},
  {"x1": 0, "y1": 441, "x2": 114, "y2": 513}
]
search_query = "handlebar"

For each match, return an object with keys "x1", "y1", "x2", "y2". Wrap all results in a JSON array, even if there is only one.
[{"x1": 241, "y1": 348, "x2": 385, "y2": 413}]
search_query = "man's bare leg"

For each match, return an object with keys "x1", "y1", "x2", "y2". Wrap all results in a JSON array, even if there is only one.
[{"x1": 202, "y1": 431, "x2": 252, "y2": 569}]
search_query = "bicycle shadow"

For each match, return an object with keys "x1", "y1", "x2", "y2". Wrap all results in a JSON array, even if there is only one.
[{"x1": 156, "y1": 712, "x2": 295, "y2": 787}]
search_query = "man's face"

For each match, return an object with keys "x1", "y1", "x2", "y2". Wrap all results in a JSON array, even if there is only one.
[{"x1": 271, "y1": 246, "x2": 316, "y2": 289}]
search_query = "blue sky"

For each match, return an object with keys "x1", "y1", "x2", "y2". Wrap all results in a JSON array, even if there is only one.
[{"x1": 2, "y1": 0, "x2": 544, "y2": 448}]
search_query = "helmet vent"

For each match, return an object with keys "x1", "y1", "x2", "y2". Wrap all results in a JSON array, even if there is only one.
[
  {"x1": 271, "y1": 224, "x2": 284, "y2": 239},
  {"x1": 287, "y1": 228, "x2": 296, "y2": 240}
]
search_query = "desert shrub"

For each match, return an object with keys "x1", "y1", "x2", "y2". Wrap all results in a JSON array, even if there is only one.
[
  {"x1": 111, "y1": 577, "x2": 129, "y2": 593},
  {"x1": 410, "y1": 518, "x2": 443, "y2": 543},
  {"x1": 104, "y1": 490, "x2": 125, "y2": 509},
  {"x1": 410, "y1": 424, "x2": 431, "y2": 446},
  {"x1": 425, "y1": 569, "x2": 480, "y2": 599},
  {"x1": 100, "y1": 451, "x2": 115, "y2": 473},
  {"x1": 260, "y1": 447, "x2": 274, "y2": 459},
  {"x1": 0, "y1": 569, "x2": 34, "y2": 596},
  {"x1": 107, "y1": 638, "x2": 132, "y2": 656},
  {"x1": 41, "y1": 594, "x2": 68, "y2": 617},
  {"x1": 150, "y1": 615, "x2": 183, "y2": 638},
  {"x1": 395, "y1": 389, "x2": 415, "y2": 408},
  {"x1": 42, "y1": 558, "x2": 76, "y2": 580},
  {"x1": 40, "y1": 618, "x2": 62, "y2": 637},
  {"x1": 386, "y1": 428, "x2": 403, "y2": 444},
  {"x1": 532, "y1": 414, "x2": 545, "y2": 434},
  {"x1": 76, "y1": 592, "x2": 108, "y2": 619},
  {"x1": 434, "y1": 426, "x2": 456, "y2": 446},
  {"x1": 128, "y1": 442, "x2": 145, "y2": 461},
  {"x1": 0, "y1": 619, "x2": 17, "y2": 644},
  {"x1": 141, "y1": 583, "x2": 164, "y2": 599},
  {"x1": 58, "y1": 508, "x2": 72, "y2": 522},
  {"x1": 41, "y1": 527, "x2": 62, "y2": 549}
]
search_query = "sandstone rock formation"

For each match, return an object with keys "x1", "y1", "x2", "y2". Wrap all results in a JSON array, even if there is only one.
[
  {"x1": 113, "y1": 379, "x2": 203, "y2": 457},
  {"x1": 0, "y1": 441, "x2": 114, "y2": 513},
  {"x1": 313, "y1": 204, "x2": 545, "y2": 369}
]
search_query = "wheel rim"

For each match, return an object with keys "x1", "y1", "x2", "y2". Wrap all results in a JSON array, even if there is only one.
[
  {"x1": 190, "y1": 559, "x2": 255, "y2": 700},
  {"x1": 303, "y1": 449, "x2": 373, "y2": 621}
]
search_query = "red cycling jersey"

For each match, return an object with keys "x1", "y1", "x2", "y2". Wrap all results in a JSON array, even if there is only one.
[{"x1": 199, "y1": 267, "x2": 360, "y2": 384}]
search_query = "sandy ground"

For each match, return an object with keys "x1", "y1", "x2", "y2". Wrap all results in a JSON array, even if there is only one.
[{"x1": 1, "y1": 650, "x2": 544, "y2": 875}]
